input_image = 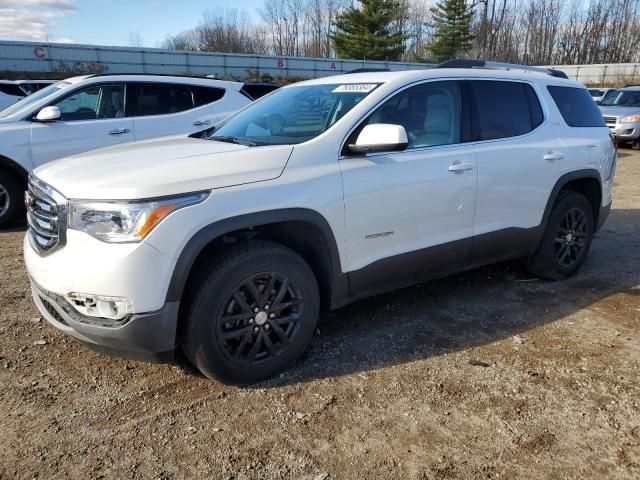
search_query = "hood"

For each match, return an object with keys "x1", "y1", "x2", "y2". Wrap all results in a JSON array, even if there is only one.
[
  {"x1": 34, "y1": 136, "x2": 293, "y2": 199},
  {"x1": 599, "y1": 105, "x2": 640, "y2": 117}
]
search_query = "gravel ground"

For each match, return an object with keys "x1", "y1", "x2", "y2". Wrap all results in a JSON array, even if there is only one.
[{"x1": 0, "y1": 151, "x2": 638, "y2": 480}]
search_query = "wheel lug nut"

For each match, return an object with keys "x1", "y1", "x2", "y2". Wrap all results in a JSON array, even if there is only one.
[
  {"x1": 253, "y1": 307, "x2": 259, "y2": 313},
  {"x1": 265, "y1": 324, "x2": 270, "y2": 330},
  {"x1": 253, "y1": 326, "x2": 259, "y2": 333},
  {"x1": 248, "y1": 318, "x2": 254, "y2": 324},
  {"x1": 269, "y1": 313, "x2": 275, "y2": 319},
  {"x1": 264, "y1": 304, "x2": 270, "y2": 310}
]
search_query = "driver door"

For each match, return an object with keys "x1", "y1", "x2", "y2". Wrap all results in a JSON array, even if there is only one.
[
  {"x1": 30, "y1": 83, "x2": 133, "y2": 167},
  {"x1": 339, "y1": 80, "x2": 478, "y2": 293}
]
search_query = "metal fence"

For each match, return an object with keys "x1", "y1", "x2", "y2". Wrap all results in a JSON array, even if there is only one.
[
  {"x1": 0, "y1": 40, "x2": 432, "y2": 79},
  {"x1": 3, "y1": 40, "x2": 639, "y2": 84},
  {"x1": 542, "y1": 63, "x2": 640, "y2": 85}
]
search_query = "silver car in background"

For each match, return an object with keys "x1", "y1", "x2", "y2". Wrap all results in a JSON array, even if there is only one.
[{"x1": 598, "y1": 86, "x2": 640, "y2": 149}]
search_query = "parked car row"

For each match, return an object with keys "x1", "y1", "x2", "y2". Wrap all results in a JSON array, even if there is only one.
[
  {"x1": 0, "y1": 74, "x2": 280, "y2": 226},
  {"x1": 0, "y1": 79, "x2": 56, "y2": 110},
  {"x1": 20, "y1": 61, "x2": 616, "y2": 383}
]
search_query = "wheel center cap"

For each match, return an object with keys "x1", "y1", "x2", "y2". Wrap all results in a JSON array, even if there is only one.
[{"x1": 255, "y1": 311, "x2": 268, "y2": 325}]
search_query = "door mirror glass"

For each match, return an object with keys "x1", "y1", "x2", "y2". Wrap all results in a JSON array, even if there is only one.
[
  {"x1": 35, "y1": 106, "x2": 61, "y2": 122},
  {"x1": 348, "y1": 124, "x2": 408, "y2": 154}
]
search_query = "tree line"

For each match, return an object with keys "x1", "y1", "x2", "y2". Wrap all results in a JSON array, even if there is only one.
[{"x1": 160, "y1": 0, "x2": 640, "y2": 65}]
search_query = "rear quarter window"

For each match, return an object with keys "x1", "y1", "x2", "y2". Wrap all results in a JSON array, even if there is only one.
[
  {"x1": 547, "y1": 86, "x2": 606, "y2": 127},
  {"x1": 191, "y1": 85, "x2": 225, "y2": 107}
]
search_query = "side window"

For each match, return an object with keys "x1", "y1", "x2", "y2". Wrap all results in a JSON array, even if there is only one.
[
  {"x1": 126, "y1": 83, "x2": 193, "y2": 117},
  {"x1": 469, "y1": 80, "x2": 540, "y2": 141},
  {"x1": 365, "y1": 81, "x2": 461, "y2": 148},
  {"x1": 191, "y1": 86, "x2": 225, "y2": 107},
  {"x1": 0, "y1": 84, "x2": 26, "y2": 96},
  {"x1": 547, "y1": 86, "x2": 606, "y2": 127},
  {"x1": 53, "y1": 84, "x2": 125, "y2": 121}
]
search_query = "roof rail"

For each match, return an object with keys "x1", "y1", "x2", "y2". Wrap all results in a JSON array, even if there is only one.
[
  {"x1": 436, "y1": 59, "x2": 568, "y2": 79},
  {"x1": 623, "y1": 84, "x2": 640, "y2": 88},
  {"x1": 88, "y1": 73, "x2": 211, "y2": 79},
  {"x1": 346, "y1": 68, "x2": 390, "y2": 74}
]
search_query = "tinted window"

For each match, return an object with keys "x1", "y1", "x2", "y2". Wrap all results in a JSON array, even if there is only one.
[
  {"x1": 126, "y1": 83, "x2": 193, "y2": 117},
  {"x1": 547, "y1": 86, "x2": 606, "y2": 127},
  {"x1": 191, "y1": 85, "x2": 225, "y2": 107},
  {"x1": 54, "y1": 84, "x2": 125, "y2": 121},
  {"x1": 241, "y1": 84, "x2": 280, "y2": 100},
  {"x1": 470, "y1": 81, "x2": 541, "y2": 140},
  {"x1": 589, "y1": 89, "x2": 604, "y2": 97},
  {"x1": 366, "y1": 81, "x2": 461, "y2": 148},
  {"x1": 0, "y1": 84, "x2": 25, "y2": 96}
]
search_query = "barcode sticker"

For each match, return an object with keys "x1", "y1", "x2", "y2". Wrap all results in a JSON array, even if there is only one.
[{"x1": 332, "y1": 84, "x2": 378, "y2": 93}]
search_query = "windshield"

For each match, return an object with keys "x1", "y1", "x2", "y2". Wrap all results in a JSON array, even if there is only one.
[
  {"x1": 210, "y1": 83, "x2": 380, "y2": 146},
  {"x1": 0, "y1": 82, "x2": 67, "y2": 119},
  {"x1": 599, "y1": 89, "x2": 640, "y2": 107}
]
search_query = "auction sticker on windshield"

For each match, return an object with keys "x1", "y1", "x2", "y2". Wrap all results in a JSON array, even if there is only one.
[{"x1": 332, "y1": 84, "x2": 379, "y2": 93}]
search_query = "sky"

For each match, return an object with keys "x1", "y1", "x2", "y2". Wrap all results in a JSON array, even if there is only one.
[{"x1": 0, "y1": 0, "x2": 265, "y2": 46}]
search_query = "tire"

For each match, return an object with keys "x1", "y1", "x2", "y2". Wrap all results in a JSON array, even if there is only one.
[
  {"x1": 0, "y1": 169, "x2": 25, "y2": 229},
  {"x1": 527, "y1": 191, "x2": 594, "y2": 280},
  {"x1": 180, "y1": 240, "x2": 320, "y2": 385}
]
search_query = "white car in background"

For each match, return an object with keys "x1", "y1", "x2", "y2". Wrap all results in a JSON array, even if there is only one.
[
  {"x1": 0, "y1": 80, "x2": 56, "y2": 110},
  {"x1": 588, "y1": 87, "x2": 613, "y2": 103},
  {"x1": 0, "y1": 74, "x2": 252, "y2": 226}
]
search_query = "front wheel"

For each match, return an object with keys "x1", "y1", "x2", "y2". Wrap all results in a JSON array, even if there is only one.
[
  {"x1": 0, "y1": 170, "x2": 25, "y2": 229},
  {"x1": 527, "y1": 191, "x2": 594, "y2": 280},
  {"x1": 181, "y1": 241, "x2": 320, "y2": 384}
]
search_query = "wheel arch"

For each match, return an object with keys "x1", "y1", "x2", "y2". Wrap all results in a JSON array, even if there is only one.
[
  {"x1": 165, "y1": 208, "x2": 349, "y2": 313},
  {"x1": 542, "y1": 169, "x2": 603, "y2": 229},
  {"x1": 0, "y1": 154, "x2": 29, "y2": 184}
]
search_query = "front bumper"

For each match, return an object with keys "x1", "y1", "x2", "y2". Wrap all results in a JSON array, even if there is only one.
[
  {"x1": 608, "y1": 123, "x2": 640, "y2": 141},
  {"x1": 30, "y1": 279, "x2": 178, "y2": 362}
]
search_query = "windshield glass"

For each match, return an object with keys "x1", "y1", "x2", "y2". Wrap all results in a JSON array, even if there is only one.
[
  {"x1": 210, "y1": 83, "x2": 380, "y2": 146},
  {"x1": 0, "y1": 82, "x2": 67, "y2": 119},
  {"x1": 599, "y1": 89, "x2": 640, "y2": 107}
]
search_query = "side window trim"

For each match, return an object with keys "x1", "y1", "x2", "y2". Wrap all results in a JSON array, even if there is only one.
[
  {"x1": 340, "y1": 78, "x2": 468, "y2": 157},
  {"x1": 465, "y1": 78, "x2": 549, "y2": 145}
]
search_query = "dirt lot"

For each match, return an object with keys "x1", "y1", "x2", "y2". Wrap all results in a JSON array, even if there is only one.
[{"x1": 1, "y1": 152, "x2": 639, "y2": 480}]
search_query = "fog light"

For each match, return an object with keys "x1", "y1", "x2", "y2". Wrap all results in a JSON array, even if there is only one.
[{"x1": 67, "y1": 292, "x2": 132, "y2": 321}]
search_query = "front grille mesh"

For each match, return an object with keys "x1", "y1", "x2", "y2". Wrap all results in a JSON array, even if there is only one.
[
  {"x1": 26, "y1": 177, "x2": 66, "y2": 255},
  {"x1": 603, "y1": 116, "x2": 617, "y2": 124}
]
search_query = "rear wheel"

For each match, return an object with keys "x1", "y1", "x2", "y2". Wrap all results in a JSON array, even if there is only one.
[
  {"x1": 181, "y1": 241, "x2": 320, "y2": 384},
  {"x1": 527, "y1": 191, "x2": 594, "y2": 280},
  {"x1": 0, "y1": 170, "x2": 24, "y2": 228}
]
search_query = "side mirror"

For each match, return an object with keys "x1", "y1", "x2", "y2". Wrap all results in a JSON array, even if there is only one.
[
  {"x1": 35, "y1": 106, "x2": 61, "y2": 122},
  {"x1": 348, "y1": 124, "x2": 408, "y2": 154}
]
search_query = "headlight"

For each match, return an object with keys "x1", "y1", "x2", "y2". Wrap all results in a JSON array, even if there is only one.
[
  {"x1": 619, "y1": 114, "x2": 640, "y2": 123},
  {"x1": 68, "y1": 191, "x2": 209, "y2": 243}
]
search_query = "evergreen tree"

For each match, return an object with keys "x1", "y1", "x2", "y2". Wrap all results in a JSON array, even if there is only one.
[
  {"x1": 428, "y1": 0, "x2": 475, "y2": 62},
  {"x1": 331, "y1": 0, "x2": 407, "y2": 61}
]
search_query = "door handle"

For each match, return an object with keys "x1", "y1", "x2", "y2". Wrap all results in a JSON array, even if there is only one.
[
  {"x1": 192, "y1": 120, "x2": 212, "y2": 126},
  {"x1": 543, "y1": 152, "x2": 564, "y2": 161},
  {"x1": 448, "y1": 162, "x2": 475, "y2": 173},
  {"x1": 108, "y1": 128, "x2": 130, "y2": 135}
]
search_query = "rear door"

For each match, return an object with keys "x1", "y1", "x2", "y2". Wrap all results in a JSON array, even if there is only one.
[
  {"x1": 30, "y1": 82, "x2": 133, "y2": 166},
  {"x1": 468, "y1": 79, "x2": 565, "y2": 264}
]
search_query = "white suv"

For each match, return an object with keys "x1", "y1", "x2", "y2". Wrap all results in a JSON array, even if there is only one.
[
  {"x1": 0, "y1": 80, "x2": 56, "y2": 110},
  {"x1": 25, "y1": 62, "x2": 616, "y2": 384},
  {"x1": 0, "y1": 74, "x2": 251, "y2": 226}
]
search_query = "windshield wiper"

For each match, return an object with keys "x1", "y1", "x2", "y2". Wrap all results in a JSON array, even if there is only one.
[{"x1": 210, "y1": 135, "x2": 257, "y2": 147}]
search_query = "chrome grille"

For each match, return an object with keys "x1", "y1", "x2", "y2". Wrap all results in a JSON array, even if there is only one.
[
  {"x1": 26, "y1": 176, "x2": 67, "y2": 255},
  {"x1": 603, "y1": 116, "x2": 617, "y2": 125}
]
